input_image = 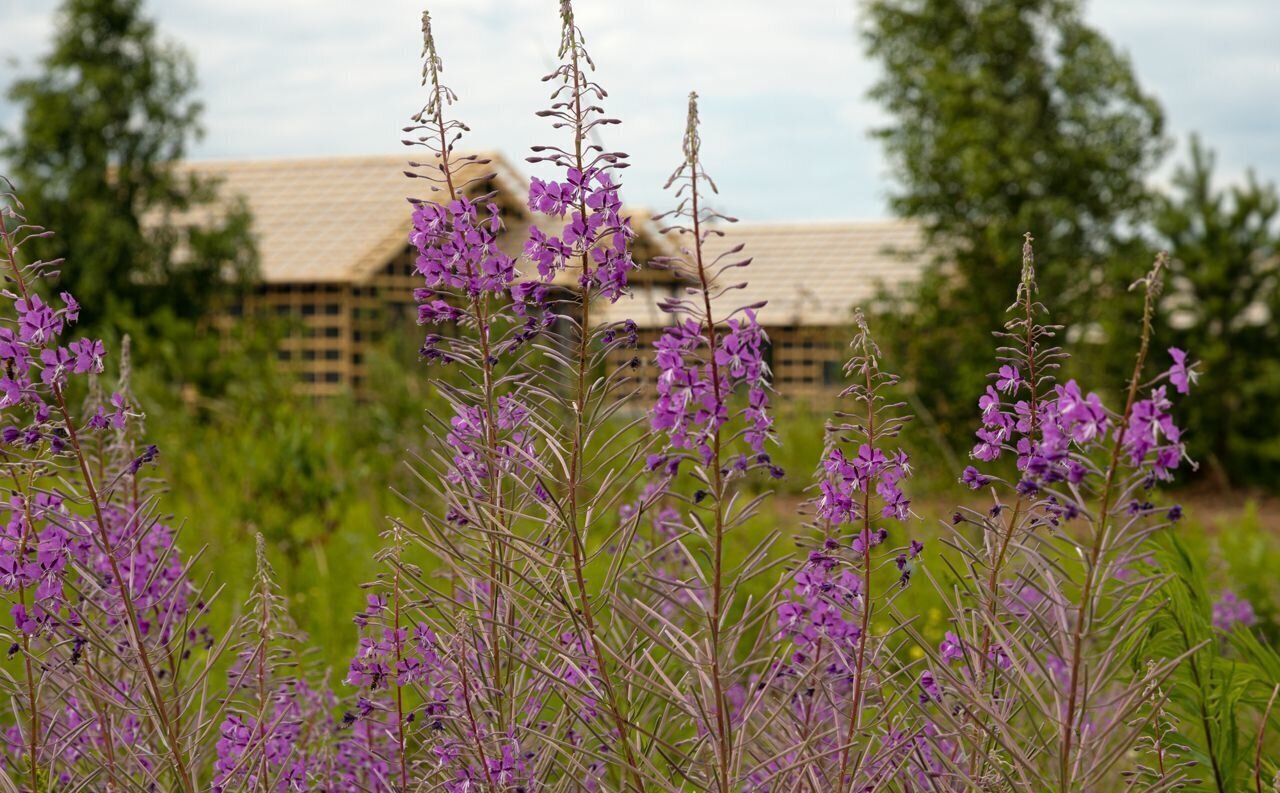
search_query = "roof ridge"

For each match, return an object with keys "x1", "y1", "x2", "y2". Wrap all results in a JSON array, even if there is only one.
[
  {"x1": 174, "y1": 150, "x2": 504, "y2": 169},
  {"x1": 717, "y1": 218, "x2": 916, "y2": 230}
]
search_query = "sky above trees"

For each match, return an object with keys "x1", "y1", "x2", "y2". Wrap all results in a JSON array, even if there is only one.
[{"x1": 2, "y1": 0, "x2": 1277, "y2": 220}]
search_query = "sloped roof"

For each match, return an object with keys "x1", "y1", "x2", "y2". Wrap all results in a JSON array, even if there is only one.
[
  {"x1": 707, "y1": 220, "x2": 925, "y2": 326},
  {"x1": 601, "y1": 219, "x2": 927, "y2": 328},
  {"x1": 162, "y1": 154, "x2": 924, "y2": 322},
  {"x1": 168, "y1": 152, "x2": 528, "y2": 284},
  {"x1": 171, "y1": 153, "x2": 677, "y2": 287}
]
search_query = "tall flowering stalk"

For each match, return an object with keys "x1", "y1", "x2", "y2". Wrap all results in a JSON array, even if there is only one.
[
  {"x1": 746, "y1": 311, "x2": 924, "y2": 792},
  {"x1": 346, "y1": 528, "x2": 453, "y2": 791},
  {"x1": 366, "y1": 4, "x2": 650, "y2": 790},
  {"x1": 0, "y1": 180, "x2": 227, "y2": 791},
  {"x1": 821, "y1": 313, "x2": 921, "y2": 788},
  {"x1": 829, "y1": 313, "x2": 918, "y2": 788},
  {"x1": 921, "y1": 246, "x2": 1200, "y2": 790},
  {"x1": 373, "y1": 9, "x2": 545, "y2": 788},
  {"x1": 641, "y1": 92, "x2": 781, "y2": 793},
  {"x1": 513, "y1": 1, "x2": 654, "y2": 789},
  {"x1": 214, "y1": 534, "x2": 334, "y2": 792},
  {"x1": 407, "y1": 11, "x2": 523, "y2": 715},
  {"x1": 933, "y1": 234, "x2": 1066, "y2": 783},
  {"x1": 1052, "y1": 255, "x2": 1192, "y2": 791}
]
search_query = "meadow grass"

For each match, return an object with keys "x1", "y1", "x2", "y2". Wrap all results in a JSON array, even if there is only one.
[{"x1": 145, "y1": 380, "x2": 1278, "y2": 677}]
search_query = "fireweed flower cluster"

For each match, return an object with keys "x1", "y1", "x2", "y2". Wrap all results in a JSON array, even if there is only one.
[
  {"x1": 524, "y1": 0, "x2": 636, "y2": 304},
  {"x1": 651, "y1": 310, "x2": 774, "y2": 467},
  {"x1": 214, "y1": 681, "x2": 341, "y2": 793},
  {"x1": 526, "y1": 166, "x2": 634, "y2": 300},
  {"x1": 964, "y1": 240, "x2": 1192, "y2": 498},
  {"x1": 344, "y1": 561, "x2": 524, "y2": 793},
  {"x1": 649, "y1": 95, "x2": 777, "y2": 477},
  {"x1": 444, "y1": 395, "x2": 537, "y2": 492},
  {"x1": 628, "y1": 92, "x2": 794, "y2": 793},
  {"x1": 918, "y1": 243, "x2": 1204, "y2": 792},
  {"x1": 411, "y1": 197, "x2": 515, "y2": 298},
  {"x1": 646, "y1": 99, "x2": 774, "y2": 475},
  {"x1": 0, "y1": 185, "x2": 220, "y2": 790},
  {"x1": 3, "y1": 6, "x2": 1262, "y2": 791},
  {"x1": 1211, "y1": 590, "x2": 1258, "y2": 631},
  {"x1": 344, "y1": 537, "x2": 609, "y2": 793},
  {"x1": 409, "y1": 189, "x2": 554, "y2": 364},
  {"x1": 758, "y1": 312, "x2": 924, "y2": 792}
]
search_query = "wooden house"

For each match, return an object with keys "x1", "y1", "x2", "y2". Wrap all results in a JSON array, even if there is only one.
[
  {"x1": 601, "y1": 220, "x2": 927, "y2": 399},
  {"x1": 180, "y1": 153, "x2": 925, "y2": 397},
  {"x1": 179, "y1": 152, "x2": 670, "y2": 394}
]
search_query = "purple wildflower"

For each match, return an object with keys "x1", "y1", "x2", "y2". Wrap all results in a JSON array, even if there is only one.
[
  {"x1": 1167, "y1": 347, "x2": 1195, "y2": 394},
  {"x1": 996, "y1": 364, "x2": 1022, "y2": 393},
  {"x1": 960, "y1": 465, "x2": 990, "y2": 490},
  {"x1": 939, "y1": 631, "x2": 965, "y2": 664},
  {"x1": 1211, "y1": 590, "x2": 1257, "y2": 631}
]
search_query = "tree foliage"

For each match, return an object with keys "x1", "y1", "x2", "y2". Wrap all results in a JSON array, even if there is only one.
[
  {"x1": 1155, "y1": 136, "x2": 1280, "y2": 487},
  {"x1": 862, "y1": 0, "x2": 1166, "y2": 447},
  {"x1": 2, "y1": 0, "x2": 255, "y2": 381}
]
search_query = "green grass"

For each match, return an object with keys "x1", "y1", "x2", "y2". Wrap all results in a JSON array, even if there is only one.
[{"x1": 132, "y1": 348, "x2": 1279, "y2": 678}]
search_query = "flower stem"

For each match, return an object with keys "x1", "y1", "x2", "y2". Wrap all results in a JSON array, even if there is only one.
[
  {"x1": 1058, "y1": 257, "x2": 1163, "y2": 791},
  {"x1": 687, "y1": 138, "x2": 733, "y2": 793},
  {"x1": 2, "y1": 209, "x2": 194, "y2": 791},
  {"x1": 559, "y1": 37, "x2": 646, "y2": 792}
]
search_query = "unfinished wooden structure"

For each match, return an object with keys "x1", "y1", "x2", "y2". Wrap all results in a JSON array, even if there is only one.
[
  {"x1": 602, "y1": 220, "x2": 926, "y2": 399},
  {"x1": 182, "y1": 153, "x2": 924, "y2": 397}
]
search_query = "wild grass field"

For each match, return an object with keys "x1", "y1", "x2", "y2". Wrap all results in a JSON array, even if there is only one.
[
  {"x1": 3, "y1": 0, "x2": 1279, "y2": 789},
  {"x1": 150, "y1": 389, "x2": 1280, "y2": 675}
]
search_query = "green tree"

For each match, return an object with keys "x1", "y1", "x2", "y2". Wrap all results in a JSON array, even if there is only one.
[
  {"x1": 1155, "y1": 136, "x2": 1280, "y2": 488},
  {"x1": 862, "y1": 0, "x2": 1166, "y2": 448},
  {"x1": 2, "y1": 0, "x2": 255, "y2": 383}
]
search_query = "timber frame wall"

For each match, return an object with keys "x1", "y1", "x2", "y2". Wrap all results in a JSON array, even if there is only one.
[
  {"x1": 237, "y1": 246, "x2": 421, "y2": 397},
  {"x1": 605, "y1": 323, "x2": 849, "y2": 402},
  {"x1": 234, "y1": 230, "x2": 849, "y2": 399}
]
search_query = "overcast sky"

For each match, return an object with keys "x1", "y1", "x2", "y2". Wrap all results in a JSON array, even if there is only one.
[{"x1": 2, "y1": 0, "x2": 1278, "y2": 220}]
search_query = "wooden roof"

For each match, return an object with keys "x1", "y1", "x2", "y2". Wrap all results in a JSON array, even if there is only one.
[
  {"x1": 165, "y1": 154, "x2": 924, "y2": 328},
  {"x1": 170, "y1": 152, "x2": 675, "y2": 287},
  {"x1": 167, "y1": 152, "x2": 528, "y2": 284},
  {"x1": 601, "y1": 219, "x2": 927, "y2": 329}
]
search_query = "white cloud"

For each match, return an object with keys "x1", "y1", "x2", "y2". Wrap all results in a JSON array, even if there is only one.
[{"x1": 2, "y1": 0, "x2": 1278, "y2": 219}]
